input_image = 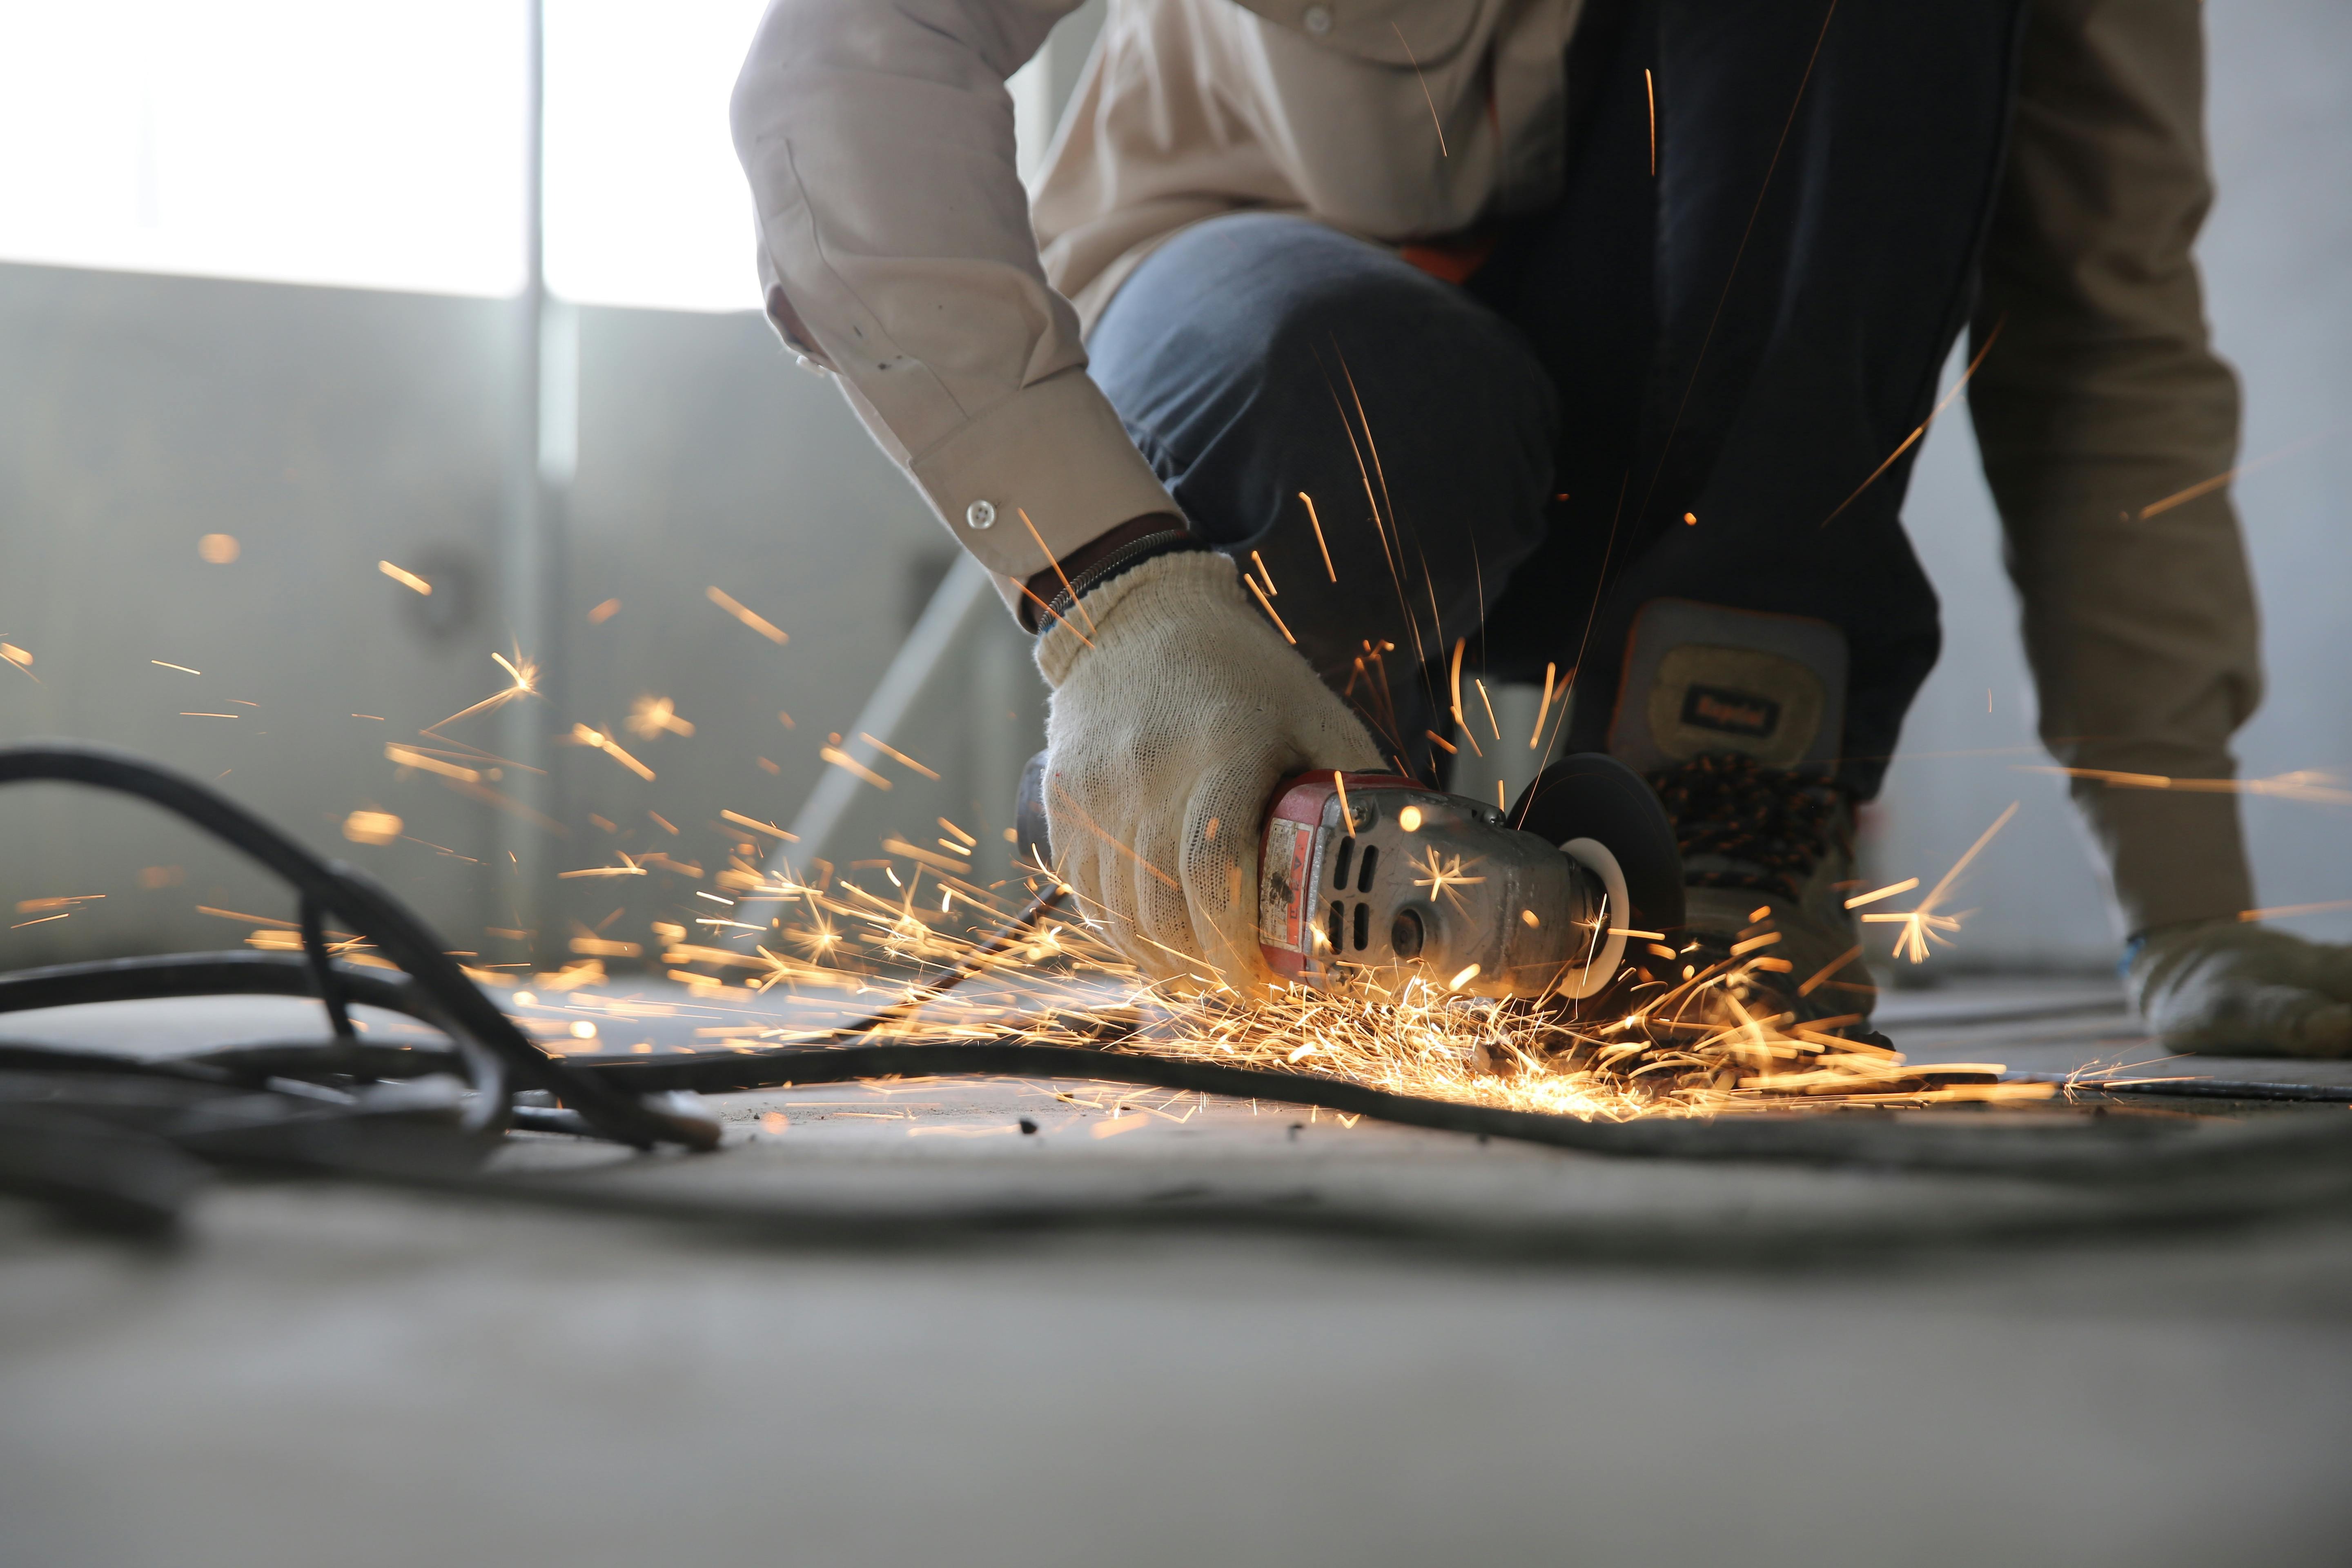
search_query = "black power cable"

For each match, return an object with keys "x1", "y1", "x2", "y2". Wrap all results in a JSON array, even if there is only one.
[{"x1": 0, "y1": 744, "x2": 713, "y2": 1151}]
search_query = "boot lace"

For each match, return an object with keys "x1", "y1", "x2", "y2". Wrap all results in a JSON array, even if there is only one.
[{"x1": 1646, "y1": 751, "x2": 1846, "y2": 901}]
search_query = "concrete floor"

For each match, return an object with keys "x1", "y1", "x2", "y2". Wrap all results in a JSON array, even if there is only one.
[{"x1": 4, "y1": 976, "x2": 2351, "y2": 1567}]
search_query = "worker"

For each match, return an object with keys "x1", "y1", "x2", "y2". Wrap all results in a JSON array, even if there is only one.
[{"x1": 733, "y1": 0, "x2": 2343, "y2": 1056}]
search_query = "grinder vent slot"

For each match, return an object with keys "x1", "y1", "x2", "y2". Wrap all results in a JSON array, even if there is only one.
[
  {"x1": 1356, "y1": 845, "x2": 1378, "y2": 893},
  {"x1": 1331, "y1": 837, "x2": 1355, "y2": 890},
  {"x1": 1327, "y1": 902, "x2": 1344, "y2": 954},
  {"x1": 1352, "y1": 902, "x2": 1369, "y2": 951}
]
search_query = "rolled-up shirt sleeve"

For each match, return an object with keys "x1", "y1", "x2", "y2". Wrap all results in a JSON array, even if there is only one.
[
  {"x1": 731, "y1": 0, "x2": 1177, "y2": 602},
  {"x1": 1969, "y1": 0, "x2": 2262, "y2": 938}
]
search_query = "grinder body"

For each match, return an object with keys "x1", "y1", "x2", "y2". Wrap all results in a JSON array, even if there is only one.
[
  {"x1": 1016, "y1": 750, "x2": 1682, "y2": 999},
  {"x1": 1260, "y1": 772, "x2": 1635, "y2": 1000}
]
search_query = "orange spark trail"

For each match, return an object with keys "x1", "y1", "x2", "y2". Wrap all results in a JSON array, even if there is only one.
[
  {"x1": 2138, "y1": 421, "x2": 2346, "y2": 519},
  {"x1": 706, "y1": 586, "x2": 787, "y2": 644},
  {"x1": 1391, "y1": 21, "x2": 1448, "y2": 157},
  {"x1": 1298, "y1": 492, "x2": 1338, "y2": 581},
  {"x1": 1821, "y1": 316, "x2": 2004, "y2": 528}
]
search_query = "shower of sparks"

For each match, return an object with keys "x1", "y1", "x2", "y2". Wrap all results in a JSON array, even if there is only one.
[
  {"x1": 1856, "y1": 802, "x2": 2017, "y2": 963},
  {"x1": 623, "y1": 841, "x2": 2050, "y2": 1123}
]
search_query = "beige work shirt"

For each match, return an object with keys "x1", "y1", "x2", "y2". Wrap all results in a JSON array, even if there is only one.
[{"x1": 732, "y1": 0, "x2": 2261, "y2": 936}]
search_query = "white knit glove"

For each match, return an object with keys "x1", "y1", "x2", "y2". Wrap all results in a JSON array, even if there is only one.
[
  {"x1": 2128, "y1": 920, "x2": 2352, "y2": 1058},
  {"x1": 1035, "y1": 550, "x2": 1381, "y2": 990}
]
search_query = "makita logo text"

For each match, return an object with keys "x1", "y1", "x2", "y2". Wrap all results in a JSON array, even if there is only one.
[{"x1": 1681, "y1": 684, "x2": 1780, "y2": 738}]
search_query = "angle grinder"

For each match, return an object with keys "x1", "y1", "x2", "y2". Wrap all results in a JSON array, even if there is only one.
[{"x1": 1020, "y1": 752, "x2": 1684, "y2": 999}]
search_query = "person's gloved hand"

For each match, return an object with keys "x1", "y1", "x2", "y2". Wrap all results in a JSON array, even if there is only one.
[
  {"x1": 1036, "y1": 549, "x2": 1380, "y2": 990},
  {"x1": 2128, "y1": 919, "x2": 2352, "y2": 1057}
]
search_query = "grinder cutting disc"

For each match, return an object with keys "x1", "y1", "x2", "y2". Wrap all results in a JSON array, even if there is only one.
[{"x1": 1508, "y1": 754, "x2": 1685, "y2": 937}]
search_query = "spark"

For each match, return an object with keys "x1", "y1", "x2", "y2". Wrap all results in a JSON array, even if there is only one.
[
  {"x1": 1244, "y1": 571, "x2": 1297, "y2": 644},
  {"x1": 1530, "y1": 662, "x2": 1557, "y2": 749},
  {"x1": 2138, "y1": 420, "x2": 2347, "y2": 519},
  {"x1": 722, "y1": 808, "x2": 795, "y2": 841},
  {"x1": 1860, "y1": 803, "x2": 2018, "y2": 963},
  {"x1": 1298, "y1": 492, "x2": 1338, "y2": 581},
  {"x1": 1447, "y1": 639, "x2": 1482, "y2": 757},
  {"x1": 1843, "y1": 876, "x2": 1919, "y2": 909},
  {"x1": 568, "y1": 725, "x2": 656, "y2": 781},
  {"x1": 1821, "y1": 318, "x2": 2004, "y2": 529},
  {"x1": 626, "y1": 696, "x2": 695, "y2": 739},
  {"x1": 16, "y1": 894, "x2": 102, "y2": 913},
  {"x1": 378, "y1": 560, "x2": 431, "y2": 595},
  {"x1": 558, "y1": 858, "x2": 646, "y2": 879},
  {"x1": 588, "y1": 598, "x2": 621, "y2": 624},
  {"x1": 1410, "y1": 843, "x2": 1486, "y2": 911},
  {"x1": 1645, "y1": 67, "x2": 1657, "y2": 175},
  {"x1": 820, "y1": 746, "x2": 891, "y2": 790},
  {"x1": 707, "y1": 585, "x2": 788, "y2": 644},
  {"x1": 1018, "y1": 509, "x2": 1097, "y2": 637},
  {"x1": 2016, "y1": 764, "x2": 2352, "y2": 807},
  {"x1": 2237, "y1": 899, "x2": 2352, "y2": 923},
  {"x1": 342, "y1": 810, "x2": 402, "y2": 845},
  {"x1": 860, "y1": 733, "x2": 940, "y2": 780},
  {"x1": 151, "y1": 660, "x2": 200, "y2": 675},
  {"x1": 423, "y1": 650, "x2": 540, "y2": 733},
  {"x1": 1390, "y1": 21, "x2": 1448, "y2": 156}
]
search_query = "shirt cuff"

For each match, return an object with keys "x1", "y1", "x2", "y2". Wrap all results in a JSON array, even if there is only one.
[{"x1": 905, "y1": 366, "x2": 1179, "y2": 612}]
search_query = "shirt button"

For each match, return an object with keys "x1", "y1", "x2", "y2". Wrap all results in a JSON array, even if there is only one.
[
  {"x1": 1303, "y1": 4, "x2": 1333, "y2": 35},
  {"x1": 965, "y1": 499, "x2": 997, "y2": 530}
]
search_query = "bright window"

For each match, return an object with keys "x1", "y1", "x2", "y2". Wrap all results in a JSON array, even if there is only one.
[
  {"x1": 0, "y1": 0, "x2": 529, "y2": 296},
  {"x1": 543, "y1": 0, "x2": 772, "y2": 313},
  {"x1": 0, "y1": 0, "x2": 1069, "y2": 312}
]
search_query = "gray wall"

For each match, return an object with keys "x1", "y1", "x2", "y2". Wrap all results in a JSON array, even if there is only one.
[
  {"x1": 0, "y1": 264, "x2": 940, "y2": 967},
  {"x1": 1871, "y1": 0, "x2": 2352, "y2": 968}
]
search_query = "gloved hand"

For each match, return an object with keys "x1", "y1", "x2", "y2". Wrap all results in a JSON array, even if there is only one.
[
  {"x1": 1036, "y1": 549, "x2": 1381, "y2": 990},
  {"x1": 2127, "y1": 919, "x2": 2352, "y2": 1058}
]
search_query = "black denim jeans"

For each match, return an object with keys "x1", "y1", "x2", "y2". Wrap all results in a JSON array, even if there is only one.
[{"x1": 1086, "y1": 0, "x2": 2025, "y2": 799}]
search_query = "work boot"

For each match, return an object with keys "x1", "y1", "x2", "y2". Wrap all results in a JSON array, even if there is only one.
[
  {"x1": 1646, "y1": 752, "x2": 1876, "y2": 1033},
  {"x1": 1604, "y1": 600, "x2": 1878, "y2": 1038}
]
